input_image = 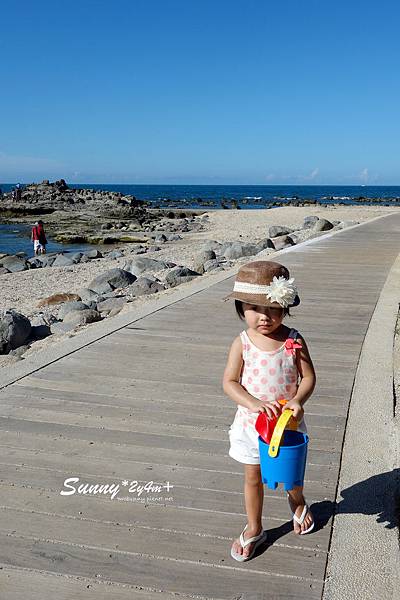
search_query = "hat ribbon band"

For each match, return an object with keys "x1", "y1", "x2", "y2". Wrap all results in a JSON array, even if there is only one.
[{"x1": 233, "y1": 281, "x2": 275, "y2": 294}]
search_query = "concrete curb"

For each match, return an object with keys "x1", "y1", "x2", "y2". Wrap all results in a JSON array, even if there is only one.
[
  {"x1": 323, "y1": 250, "x2": 400, "y2": 599},
  {"x1": 0, "y1": 212, "x2": 396, "y2": 390}
]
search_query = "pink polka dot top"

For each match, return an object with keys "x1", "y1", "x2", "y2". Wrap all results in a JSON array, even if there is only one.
[{"x1": 233, "y1": 329, "x2": 301, "y2": 429}]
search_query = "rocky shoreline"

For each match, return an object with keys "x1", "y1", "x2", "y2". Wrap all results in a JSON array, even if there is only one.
[
  {"x1": 1, "y1": 197, "x2": 398, "y2": 369},
  {"x1": 0, "y1": 211, "x2": 360, "y2": 363}
]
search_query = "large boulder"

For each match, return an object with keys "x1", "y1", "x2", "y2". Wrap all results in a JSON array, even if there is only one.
[
  {"x1": 224, "y1": 242, "x2": 259, "y2": 260},
  {"x1": 63, "y1": 309, "x2": 102, "y2": 326},
  {"x1": 303, "y1": 215, "x2": 320, "y2": 229},
  {"x1": 83, "y1": 249, "x2": 103, "y2": 259},
  {"x1": 125, "y1": 277, "x2": 166, "y2": 297},
  {"x1": 96, "y1": 297, "x2": 127, "y2": 314},
  {"x1": 78, "y1": 288, "x2": 101, "y2": 303},
  {"x1": 123, "y1": 257, "x2": 173, "y2": 277},
  {"x1": 268, "y1": 225, "x2": 294, "y2": 238},
  {"x1": 0, "y1": 310, "x2": 32, "y2": 354},
  {"x1": 270, "y1": 235, "x2": 295, "y2": 251},
  {"x1": 165, "y1": 266, "x2": 201, "y2": 288},
  {"x1": 52, "y1": 254, "x2": 76, "y2": 267},
  {"x1": 59, "y1": 301, "x2": 89, "y2": 319},
  {"x1": 88, "y1": 268, "x2": 136, "y2": 294},
  {"x1": 202, "y1": 240, "x2": 222, "y2": 252},
  {"x1": 0, "y1": 255, "x2": 30, "y2": 273},
  {"x1": 313, "y1": 218, "x2": 334, "y2": 232}
]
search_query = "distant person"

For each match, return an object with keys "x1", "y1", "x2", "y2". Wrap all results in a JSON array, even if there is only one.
[
  {"x1": 15, "y1": 183, "x2": 22, "y2": 202},
  {"x1": 11, "y1": 188, "x2": 16, "y2": 201},
  {"x1": 31, "y1": 220, "x2": 47, "y2": 255}
]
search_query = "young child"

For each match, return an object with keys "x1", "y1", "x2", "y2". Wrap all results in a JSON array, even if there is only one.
[{"x1": 222, "y1": 260, "x2": 316, "y2": 562}]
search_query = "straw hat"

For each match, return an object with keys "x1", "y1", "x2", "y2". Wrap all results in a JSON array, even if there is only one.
[{"x1": 224, "y1": 260, "x2": 300, "y2": 308}]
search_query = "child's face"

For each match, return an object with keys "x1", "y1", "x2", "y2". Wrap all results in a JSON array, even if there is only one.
[{"x1": 242, "y1": 303, "x2": 284, "y2": 335}]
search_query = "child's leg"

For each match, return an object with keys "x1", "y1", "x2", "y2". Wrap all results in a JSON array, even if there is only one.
[
  {"x1": 232, "y1": 464, "x2": 264, "y2": 558},
  {"x1": 287, "y1": 485, "x2": 314, "y2": 534}
]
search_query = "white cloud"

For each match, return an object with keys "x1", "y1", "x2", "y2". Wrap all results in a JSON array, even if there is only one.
[
  {"x1": 360, "y1": 168, "x2": 369, "y2": 183},
  {"x1": 297, "y1": 168, "x2": 320, "y2": 182}
]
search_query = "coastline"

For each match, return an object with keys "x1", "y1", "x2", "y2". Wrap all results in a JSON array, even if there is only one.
[{"x1": 1, "y1": 205, "x2": 398, "y2": 368}]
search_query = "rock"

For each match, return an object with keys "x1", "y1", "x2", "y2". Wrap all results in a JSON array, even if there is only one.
[
  {"x1": 35, "y1": 254, "x2": 56, "y2": 267},
  {"x1": 9, "y1": 344, "x2": 30, "y2": 358},
  {"x1": 154, "y1": 233, "x2": 167, "y2": 243},
  {"x1": 0, "y1": 267, "x2": 10, "y2": 275},
  {"x1": 89, "y1": 268, "x2": 136, "y2": 294},
  {"x1": 69, "y1": 252, "x2": 83, "y2": 263},
  {"x1": 50, "y1": 321, "x2": 77, "y2": 334},
  {"x1": 123, "y1": 257, "x2": 173, "y2": 277},
  {"x1": 37, "y1": 293, "x2": 81, "y2": 307},
  {"x1": 0, "y1": 310, "x2": 32, "y2": 354},
  {"x1": 203, "y1": 259, "x2": 221, "y2": 272},
  {"x1": 165, "y1": 266, "x2": 201, "y2": 288},
  {"x1": 59, "y1": 301, "x2": 89, "y2": 319},
  {"x1": 78, "y1": 288, "x2": 101, "y2": 303},
  {"x1": 83, "y1": 249, "x2": 103, "y2": 259},
  {"x1": 313, "y1": 218, "x2": 334, "y2": 232},
  {"x1": 0, "y1": 255, "x2": 30, "y2": 272},
  {"x1": 224, "y1": 242, "x2": 259, "y2": 260},
  {"x1": 288, "y1": 229, "x2": 318, "y2": 244},
  {"x1": 167, "y1": 234, "x2": 182, "y2": 241},
  {"x1": 202, "y1": 240, "x2": 222, "y2": 252},
  {"x1": 193, "y1": 250, "x2": 217, "y2": 273},
  {"x1": 101, "y1": 223, "x2": 112, "y2": 230},
  {"x1": 270, "y1": 235, "x2": 295, "y2": 251},
  {"x1": 125, "y1": 277, "x2": 166, "y2": 297},
  {"x1": 52, "y1": 254, "x2": 76, "y2": 267},
  {"x1": 303, "y1": 215, "x2": 320, "y2": 229},
  {"x1": 268, "y1": 225, "x2": 294, "y2": 238},
  {"x1": 107, "y1": 250, "x2": 123, "y2": 259},
  {"x1": 336, "y1": 220, "x2": 358, "y2": 229},
  {"x1": 27, "y1": 258, "x2": 43, "y2": 269},
  {"x1": 256, "y1": 238, "x2": 274, "y2": 251},
  {"x1": 31, "y1": 324, "x2": 51, "y2": 339},
  {"x1": 96, "y1": 297, "x2": 127, "y2": 314},
  {"x1": 63, "y1": 309, "x2": 102, "y2": 326}
]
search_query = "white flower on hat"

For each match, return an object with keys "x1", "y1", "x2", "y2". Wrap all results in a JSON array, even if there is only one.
[{"x1": 265, "y1": 276, "x2": 297, "y2": 307}]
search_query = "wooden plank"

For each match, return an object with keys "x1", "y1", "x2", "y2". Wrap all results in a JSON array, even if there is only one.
[
  {"x1": 0, "y1": 568, "x2": 195, "y2": 600},
  {"x1": 0, "y1": 534, "x2": 323, "y2": 599}
]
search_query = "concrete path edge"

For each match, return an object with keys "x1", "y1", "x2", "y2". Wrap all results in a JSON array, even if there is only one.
[{"x1": 323, "y1": 250, "x2": 400, "y2": 599}]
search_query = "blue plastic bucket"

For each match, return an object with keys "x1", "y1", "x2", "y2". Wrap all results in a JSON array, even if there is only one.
[{"x1": 258, "y1": 430, "x2": 309, "y2": 491}]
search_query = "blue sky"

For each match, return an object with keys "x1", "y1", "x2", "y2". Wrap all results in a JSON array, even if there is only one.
[{"x1": 1, "y1": 0, "x2": 400, "y2": 184}]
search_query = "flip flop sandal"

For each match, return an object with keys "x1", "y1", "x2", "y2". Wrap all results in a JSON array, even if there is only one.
[
  {"x1": 291, "y1": 503, "x2": 315, "y2": 535},
  {"x1": 230, "y1": 525, "x2": 268, "y2": 562}
]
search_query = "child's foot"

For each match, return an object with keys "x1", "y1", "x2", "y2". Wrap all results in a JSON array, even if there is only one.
[
  {"x1": 287, "y1": 495, "x2": 314, "y2": 534},
  {"x1": 231, "y1": 525, "x2": 266, "y2": 561}
]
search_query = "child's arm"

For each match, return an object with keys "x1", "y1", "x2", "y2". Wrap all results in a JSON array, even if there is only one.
[
  {"x1": 285, "y1": 336, "x2": 316, "y2": 421},
  {"x1": 222, "y1": 336, "x2": 282, "y2": 418}
]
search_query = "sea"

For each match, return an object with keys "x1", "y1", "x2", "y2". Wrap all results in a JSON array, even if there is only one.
[{"x1": 1, "y1": 183, "x2": 400, "y2": 256}]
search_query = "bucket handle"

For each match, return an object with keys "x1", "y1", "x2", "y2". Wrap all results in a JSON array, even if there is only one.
[{"x1": 268, "y1": 409, "x2": 294, "y2": 458}]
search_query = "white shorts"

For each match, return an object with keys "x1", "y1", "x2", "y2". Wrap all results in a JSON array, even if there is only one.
[
  {"x1": 34, "y1": 240, "x2": 43, "y2": 252},
  {"x1": 228, "y1": 416, "x2": 307, "y2": 465}
]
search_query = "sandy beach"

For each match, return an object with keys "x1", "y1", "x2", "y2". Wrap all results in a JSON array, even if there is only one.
[{"x1": 0, "y1": 205, "x2": 398, "y2": 366}]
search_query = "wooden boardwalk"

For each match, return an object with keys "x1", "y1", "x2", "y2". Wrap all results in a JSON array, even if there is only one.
[{"x1": 0, "y1": 213, "x2": 399, "y2": 599}]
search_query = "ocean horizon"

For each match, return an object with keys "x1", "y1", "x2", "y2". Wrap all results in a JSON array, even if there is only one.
[{"x1": 1, "y1": 183, "x2": 400, "y2": 209}]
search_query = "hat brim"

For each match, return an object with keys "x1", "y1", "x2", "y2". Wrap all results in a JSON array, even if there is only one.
[{"x1": 223, "y1": 291, "x2": 300, "y2": 308}]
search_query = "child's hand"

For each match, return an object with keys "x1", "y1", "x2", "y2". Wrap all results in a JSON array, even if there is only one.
[
  {"x1": 250, "y1": 399, "x2": 283, "y2": 419},
  {"x1": 284, "y1": 399, "x2": 304, "y2": 421}
]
